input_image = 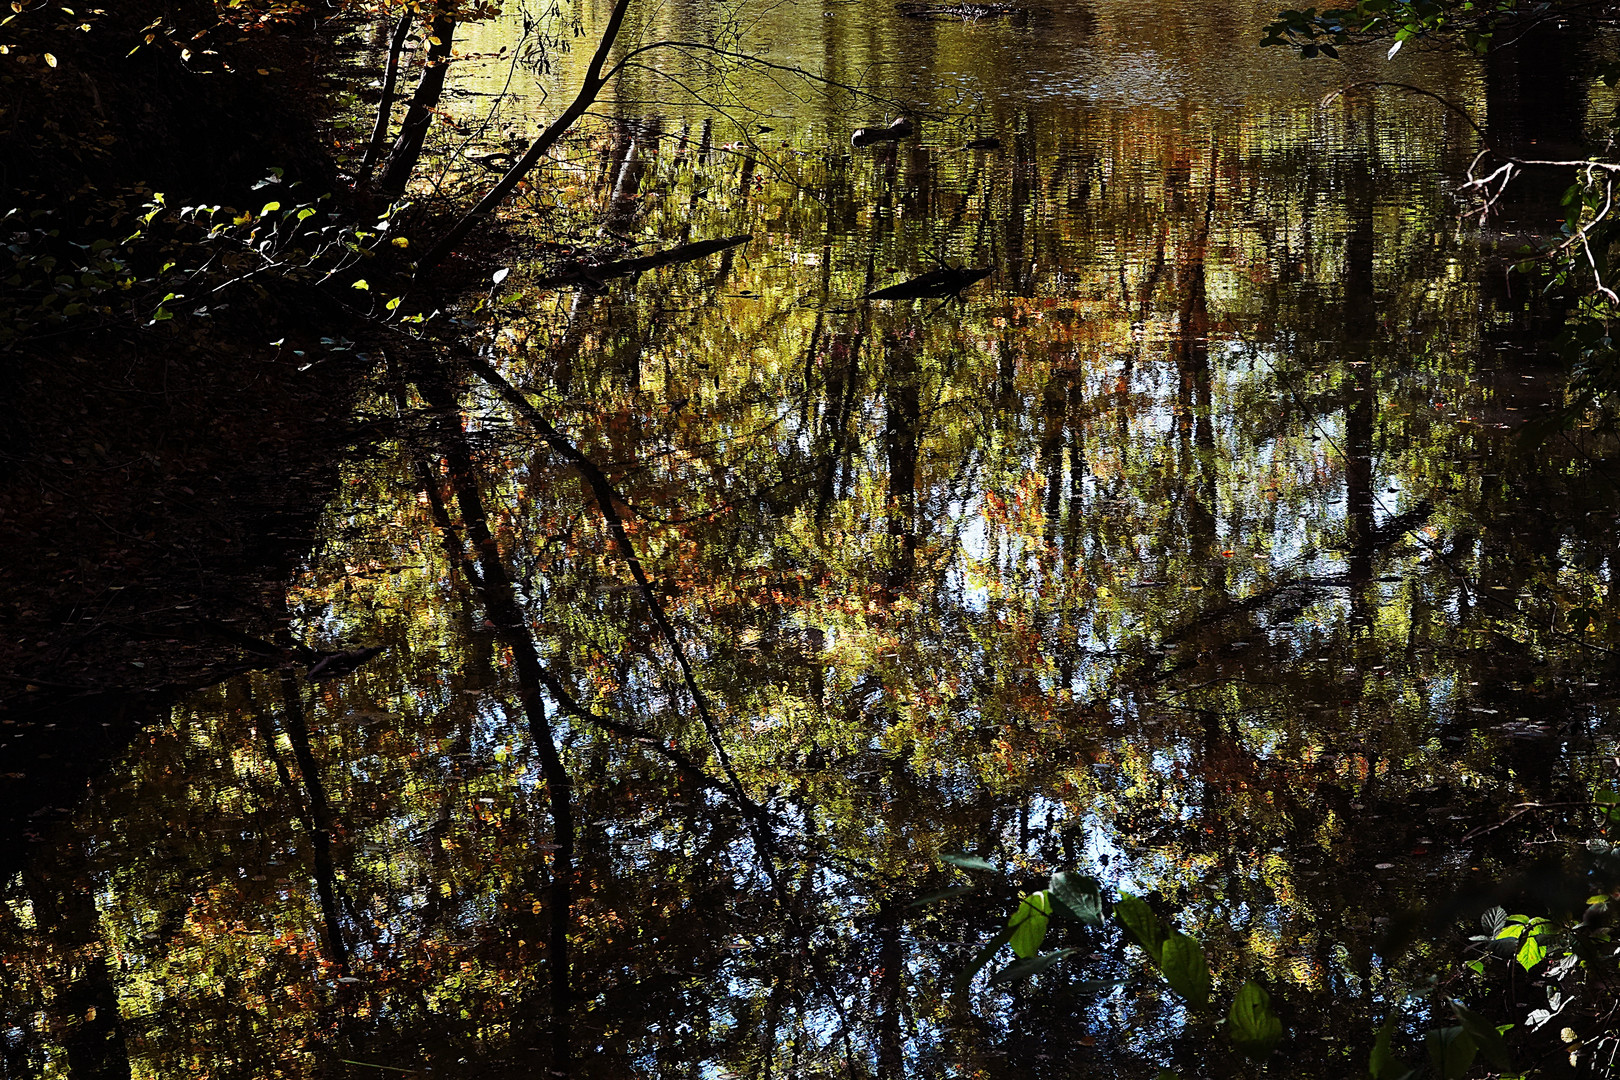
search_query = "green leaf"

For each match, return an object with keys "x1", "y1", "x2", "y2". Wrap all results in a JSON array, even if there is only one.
[
  {"x1": 1160, "y1": 933, "x2": 1210, "y2": 1008},
  {"x1": 352, "y1": 279, "x2": 371, "y2": 291},
  {"x1": 955, "y1": 925, "x2": 1014, "y2": 997},
  {"x1": 1050, "y1": 871, "x2": 1104, "y2": 925},
  {"x1": 942, "y1": 852, "x2": 999, "y2": 873},
  {"x1": 260, "y1": 201, "x2": 281, "y2": 215},
  {"x1": 1114, "y1": 893, "x2": 1168, "y2": 966},
  {"x1": 1008, "y1": 891, "x2": 1053, "y2": 959},
  {"x1": 909, "y1": 885, "x2": 976, "y2": 907},
  {"x1": 1227, "y1": 981, "x2": 1283, "y2": 1060},
  {"x1": 1451, "y1": 1001, "x2": 1512, "y2": 1071},
  {"x1": 1425, "y1": 1026, "x2": 1477, "y2": 1080},
  {"x1": 1370, "y1": 1017, "x2": 1414, "y2": 1080},
  {"x1": 989, "y1": 947, "x2": 1079, "y2": 985},
  {"x1": 1155, "y1": 1072, "x2": 1179, "y2": 1080},
  {"x1": 1515, "y1": 919, "x2": 1550, "y2": 971}
]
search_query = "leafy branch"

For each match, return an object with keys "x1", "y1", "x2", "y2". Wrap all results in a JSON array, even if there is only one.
[{"x1": 923, "y1": 857, "x2": 1286, "y2": 1066}]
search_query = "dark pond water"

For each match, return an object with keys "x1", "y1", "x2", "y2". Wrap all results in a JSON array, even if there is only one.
[{"x1": 5, "y1": 1, "x2": 1620, "y2": 1077}]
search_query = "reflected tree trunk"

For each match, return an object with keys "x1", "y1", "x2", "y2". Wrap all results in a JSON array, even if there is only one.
[
  {"x1": 279, "y1": 674, "x2": 352, "y2": 971},
  {"x1": 251, "y1": 679, "x2": 352, "y2": 973},
  {"x1": 807, "y1": 626, "x2": 826, "y2": 708},
  {"x1": 1005, "y1": 116, "x2": 1034, "y2": 294},
  {"x1": 607, "y1": 118, "x2": 661, "y2": 230},
  {"x1": 874, "y1": 897, "x2": 905, "y2": 1079},
  {"x1": 816, "y1": 330, "x2": 861, "y2": 523},
  {"x1": 1039, "y1": 371, "x2": 1067, "y2": 545},
  {"x1": 1065, "y1": 377, "x2": 1087, "y2": 538},
  {"x1": 409, "y1": 371, "x2": 578, "y2": 1072},
  {"x1": 996, "y1": 334, "x2": 1018, "y2": 406},
  {"x1": 601, "y1": 120, "x2": 634, "y2": 210},
  {"x1": 1343, "y1": 106, "x2": 1378, "y2": 596},
  {"x1": 900, "y1": 136, "x2": 932, "y2": 219},
  {"x1": 552, "y1": 291, "x2": 597, "y2": 399},
  {"x1": 1175, "y1": 185, "x2": 1217, "y2": 569},
  {"x1": 1056, "y1": 366, "x2": 1086, "y2": 691},
  {"x1": 883, "y1": 329, "x2": 920, "y2": 591},
  {"x1": 21, "y1": 839, "x2": 130, "y2": 1080}
]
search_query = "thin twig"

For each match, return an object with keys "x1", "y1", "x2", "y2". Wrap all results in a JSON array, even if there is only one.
[{"x1": 1323, "y1": 80, "x2": 1488, "y2": 144}]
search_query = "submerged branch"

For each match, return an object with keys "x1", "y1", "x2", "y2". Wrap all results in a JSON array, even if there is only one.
[{"x1": 1321, "y1": 81, "x2": 1488, "y2": 144}]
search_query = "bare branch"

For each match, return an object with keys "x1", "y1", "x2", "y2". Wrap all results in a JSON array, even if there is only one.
[
  {"x1": 415, "y1": 0, "x2": 637, "y2": 273},
  {"x1": 415, "y1": 15, "x2": 905, "y2": 274},
  {"x1": 1582, "y1": 172, "x2": 1620, "y2": 304}
]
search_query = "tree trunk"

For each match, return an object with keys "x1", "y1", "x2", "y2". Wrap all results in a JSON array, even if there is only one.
[
  {"x1": 355, "y1": 12, "x2": 415, "y2": 191},
  {"x1": 377, "y1": 4, "x2": 457, "y2": 199},
  {"x1": 23, "y1": 840, "x2": 131, "y2": 1080}
]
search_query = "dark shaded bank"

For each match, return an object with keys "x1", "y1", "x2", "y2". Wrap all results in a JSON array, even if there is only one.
[
  {"x1": 0, "y1": 1, "x2": 373, "y2": 866},
  {"x1": 0, "y1": 2, "x2": 338, "y2": 201},
  {"x1": 0, "y1": 336, "x2": 379, "y2": 879}
]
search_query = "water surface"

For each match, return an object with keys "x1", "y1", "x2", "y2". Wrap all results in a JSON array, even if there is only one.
[{"x1": 5, "y1": 1, "x2": 1617, "y2": 1077}]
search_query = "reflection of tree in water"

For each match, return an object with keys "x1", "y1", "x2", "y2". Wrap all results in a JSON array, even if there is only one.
[
  {"x1": 6, "y1": 78, "x2": 1620, "y2": 1078},
  {"x1": 19, "y1": 839, "x2": 130, "y2": 1080}
]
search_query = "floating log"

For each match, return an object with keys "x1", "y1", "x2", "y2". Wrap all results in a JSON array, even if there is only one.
[
  {"x1": 307, "y1": 646, "x2": 386, "y2": 681},
  {"x1": 852, "y1": 116, "x2": 915, "y2": 148},
  {"x1": 533, "y1": 234, "x2": 752, "y2": 289},
  {"x1": 863, "y1": 265, "x2": 992, "y2": 300}
]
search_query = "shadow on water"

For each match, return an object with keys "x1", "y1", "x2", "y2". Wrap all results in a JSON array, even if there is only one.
[{"x1": 7, "y1": 1, "x2": 1620, "y2": 1077}]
